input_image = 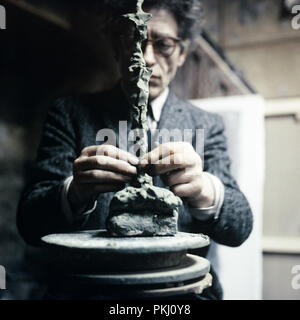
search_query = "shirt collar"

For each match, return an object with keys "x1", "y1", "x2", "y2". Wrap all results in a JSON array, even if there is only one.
[{"x1": 149, "y1": 87, "x2": 169, "y2": 122}]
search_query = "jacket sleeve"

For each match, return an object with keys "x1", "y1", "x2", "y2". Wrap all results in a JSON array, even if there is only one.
[
  {"x1": 17, "y1": 98, "x2": 79, "y2": 246},
  {"x1": 181, "y1": 113, "x2": 253, "y2": 247}
]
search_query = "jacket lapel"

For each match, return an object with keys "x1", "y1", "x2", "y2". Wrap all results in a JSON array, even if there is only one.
[{"x1": 157, "y1": 92, "x2": 186, "y2": 131}]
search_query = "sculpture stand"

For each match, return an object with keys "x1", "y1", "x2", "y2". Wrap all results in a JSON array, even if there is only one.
[{"x1": 41, "y1": 230, "x2": 212, "y2": 299}]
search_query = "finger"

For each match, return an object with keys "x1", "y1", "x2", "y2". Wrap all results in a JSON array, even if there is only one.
[
  {"x1": 80, "y1": 145, "x2": 139, "y2": 165},
  {"x1": 96, "y1": 145, "x2": 139, "y2": 165},
  {"x1": 162, "y1": 168, "x2": 198, "y2": 187},
  {"x1": 80, "y1": 146, "x2": 99, "y2": 157},
  {"x1": 157, "y1": 153, "x2": 195, "y2": 167},
  {"x1": 142, "y1": 152, "x2": 196, "y2": 176},
  {"x1": 171, "y1": 182, "x2": 201, "y2": 199},
  {"x1": 74, "y1": 156, "x2": 137, "y2": 176},
  {"x1": 141, "y1": 142, "x2": 192, "y2": 165},
  {"x1": 140, "y1": 143, "x2": 175, "y2": 165},
  {"x1": 75, "y1": 170, "x2": 133, "y2": 184},
  {"x1": 145, "y1": 162, "x2": 185, "y2": 177}
]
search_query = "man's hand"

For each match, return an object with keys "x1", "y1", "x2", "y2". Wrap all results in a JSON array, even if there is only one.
[
  {"x1": 140, "y1": 142, "x2": 215, "y2": 208},
  {"x1": 68, "y1": 145, "x2": 139, "y2": 213}
]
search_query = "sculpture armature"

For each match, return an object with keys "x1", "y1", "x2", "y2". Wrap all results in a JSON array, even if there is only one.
[{"x1": 106, "y1": 0, "x2": 182, "y2": 237}]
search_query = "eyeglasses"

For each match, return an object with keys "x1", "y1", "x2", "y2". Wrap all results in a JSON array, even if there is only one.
[{"x1": 142, "y1": 36, "x2": 182, "y2": 58}]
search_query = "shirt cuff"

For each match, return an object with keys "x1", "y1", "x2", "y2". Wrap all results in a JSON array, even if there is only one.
[
  {"x1": 60, "y1": 176, "x2": 97, "y2": 225},
  {"x1": 188, "y1": 172, "x2": 225, "y2": 222}
]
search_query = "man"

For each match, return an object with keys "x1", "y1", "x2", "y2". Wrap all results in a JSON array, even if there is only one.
[{"x1": 17, "y1": 0, "x2": 253, "y2": 300}]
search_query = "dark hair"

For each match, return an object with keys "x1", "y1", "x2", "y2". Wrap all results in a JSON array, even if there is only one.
[{"x1": 106, "y1": 0, "x2": 203, "y2": 41}]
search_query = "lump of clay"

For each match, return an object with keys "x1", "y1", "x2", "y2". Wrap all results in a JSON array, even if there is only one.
[{"x1": 107, "y1": 185, "x2": 182, "y2": 237}]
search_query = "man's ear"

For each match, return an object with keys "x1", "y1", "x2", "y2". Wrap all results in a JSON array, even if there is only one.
[{"x1": 177, "y1": 41, "x2": 190, "y2": 68}]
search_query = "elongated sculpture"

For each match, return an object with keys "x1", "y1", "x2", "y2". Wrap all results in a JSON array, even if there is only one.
[{"x1": 107, "y1": 0, "x2": 182, "y2": 237}]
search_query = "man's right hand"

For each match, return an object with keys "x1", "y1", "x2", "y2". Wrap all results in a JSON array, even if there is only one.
[{"x1": 68, "y1": 145, "x2": 139, "y2": 214}]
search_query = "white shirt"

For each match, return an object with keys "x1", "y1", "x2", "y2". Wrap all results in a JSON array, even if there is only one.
[
  {"x1": 61, "y1": 88, "x2": 225, "y2": 223},
  {"x1": 148, "y1": 87, "x2": 169, "y2": 127}
]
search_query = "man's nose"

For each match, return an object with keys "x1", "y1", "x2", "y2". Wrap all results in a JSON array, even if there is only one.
[{"x1": 143, "y1": 42, "x2": 156, "y2": 67}]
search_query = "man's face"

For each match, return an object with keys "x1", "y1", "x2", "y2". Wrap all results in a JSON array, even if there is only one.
[
  {"x1": 116, "y1": 8, "x2": 188, "y2": 102},
  {"x1": 144, "y1": 9, "x2": 188, "y2": 101}
]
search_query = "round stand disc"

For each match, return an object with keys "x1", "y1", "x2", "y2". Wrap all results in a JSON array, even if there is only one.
[
  {"x1": 45, "y1": 254, "x2": 212, "y2": 299},
  {"x1": 41, "y1": 230, "x2": 210, "y2": 272},
  {"x1": 42, "y1": 230, "x2": 209, "y2": 254},
  {"x1": 132, "y1": 273, "x2": 213, "y2": 298},
  {"x1": 65, "y1": 254, "x2": 210, "y2": 286}
]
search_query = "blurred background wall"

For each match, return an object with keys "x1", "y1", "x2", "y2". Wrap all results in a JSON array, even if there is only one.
[
  {"x1": 0, "y1": 0, "x2": 299, "y2": 299},
  {"x1": 201, "y1": 0, "x2": 300, "y2": 300}
]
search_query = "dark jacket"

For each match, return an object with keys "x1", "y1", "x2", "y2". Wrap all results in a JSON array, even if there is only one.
[{"x1": 17, "y1": 84, "x2": 253, "y2": 299}]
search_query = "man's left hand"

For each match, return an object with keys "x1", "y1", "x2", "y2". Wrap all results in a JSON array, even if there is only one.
[{"x1": 140, "y1": 142, "x2": 215, "y2": 208}]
